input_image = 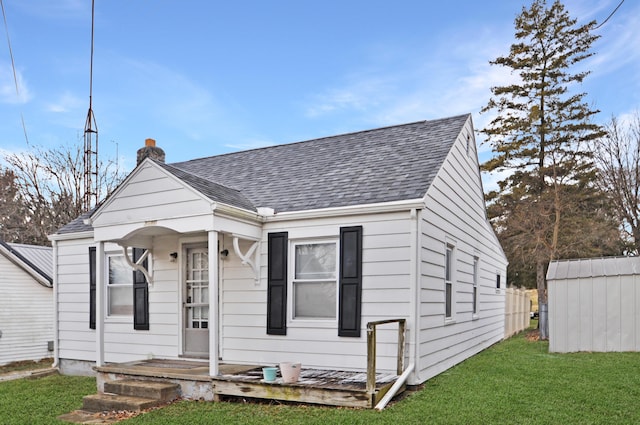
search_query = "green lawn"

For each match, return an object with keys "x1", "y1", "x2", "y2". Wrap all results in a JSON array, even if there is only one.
[{"x1": 2, "y1": 329, "x2": 640, "y2": 424}]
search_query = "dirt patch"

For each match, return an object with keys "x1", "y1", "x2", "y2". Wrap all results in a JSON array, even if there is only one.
[
  {"x1": 526, "y1": 329, "x2": 540, "y2": 342},
  {"x1": 0, "y1": 358, "x2": 53, "y2": 374}
]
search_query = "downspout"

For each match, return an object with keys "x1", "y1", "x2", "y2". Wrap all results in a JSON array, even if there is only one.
[
  {"x1": 411, "y1": 208, "x2": 421, "y2": 383},
  {"x1": 375, "y1": 208, "x2": 421, "y2": 411},
  {"x1": 51, "y1": 240, "x2": 59, "y2": 368},
  {"x1": 375, "y1": 362, "x2": 415, "y2": 410}
]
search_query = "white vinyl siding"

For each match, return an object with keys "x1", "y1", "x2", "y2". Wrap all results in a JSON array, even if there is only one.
[
  {"x1": 56, "y1": 236, "x2": 184, "y2": 368},
  {"x1": 91, "y1": 162, "x2": 213, "y2": 229},
  {"x1": 0, "y1": 253, "x2": 52, "y2": 366},
  {"x1": 417, "y1": 116, "x2": 507, "y2": 384},
  {"x1": 220, "y1": 212, "x2": 411, "y2": 373}
]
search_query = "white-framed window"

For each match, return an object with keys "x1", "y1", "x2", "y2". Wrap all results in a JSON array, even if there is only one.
[
  {"x1": 292, "y1": 241, "x2": 338, "y2": 319},
  {"x1": 107, "y1": 252, "x2": 132, "y2": 316},
  {"x1": 472, "y1": 256, "x2": 479, "y2": 317},
  {"x1": 445, "y1": 244, "x2": 454, "y2": 319}
]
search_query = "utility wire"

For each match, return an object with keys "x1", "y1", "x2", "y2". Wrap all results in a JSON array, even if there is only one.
[
  {"x1": 0, "y1": 0, "x2": 29, "y2": 144},
  {"x1": 595, "y1": 0, "x2": 625, "y2": 30}
]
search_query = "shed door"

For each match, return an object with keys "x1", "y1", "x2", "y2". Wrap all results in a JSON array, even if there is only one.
[{"x1": 183, "y1": 246, "x2": 209, "y2": 357}]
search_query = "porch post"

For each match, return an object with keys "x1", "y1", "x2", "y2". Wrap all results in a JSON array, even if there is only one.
[
  {"x1": 96, "y1": 241, "x2": 105, "y2": 367},
  {"x1": 208, "y1": 230, "x2": 219, "y2": 376}
]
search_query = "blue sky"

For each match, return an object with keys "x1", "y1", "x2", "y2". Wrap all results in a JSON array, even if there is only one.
[{"x1": 1, "y1": 0, "x2": 638, "y2": 190}]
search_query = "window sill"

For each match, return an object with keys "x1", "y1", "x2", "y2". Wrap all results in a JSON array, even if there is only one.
[
  {"x1": 289, "y1": 319, "x2": 337, "y2": 329},
  {"x1": 444, "y1": 318, "x2": 456, "y2": 326},
  {"x1": 472, "y1": 314, "x2": 479, "y2": 321},
  {"x1": 105, "y1": 316, "x2": 133, "y2": 324}
]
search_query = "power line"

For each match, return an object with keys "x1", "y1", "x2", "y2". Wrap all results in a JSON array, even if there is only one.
[
  {"x1": 0, "y1": 0, "x2": 29, "y2": 144},
  {"x1": 595, "y1": 0, "x2": 625, "y2": 30}
]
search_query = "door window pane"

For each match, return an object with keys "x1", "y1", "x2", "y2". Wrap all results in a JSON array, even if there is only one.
[{"x1": 186, "y1": 248, "x2": 209, "y2": 329}]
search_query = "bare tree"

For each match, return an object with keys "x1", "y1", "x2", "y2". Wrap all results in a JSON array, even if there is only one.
[
  {"x1": 2, "y1": 142, "x2": 125, "y2": 245},
  {"x1": 592, "y1": 113, "x2": 640, "y2": 254},
  {"x1": 0, "y1": 167, "x2": 28, "y2": 242}
]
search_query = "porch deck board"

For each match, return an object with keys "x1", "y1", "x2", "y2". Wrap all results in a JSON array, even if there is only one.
[{"x1": 95, "y1": 359, "x2": 400, "y2": 408}]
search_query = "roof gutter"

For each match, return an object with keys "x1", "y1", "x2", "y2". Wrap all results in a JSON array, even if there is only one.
[{"x1": 263, "y1": 198, "x2": 425, "y2": 222}]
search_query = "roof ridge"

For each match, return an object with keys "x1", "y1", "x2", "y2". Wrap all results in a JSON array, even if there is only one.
[{"x1": 171, "y1": 114, "x2": 470, "y2": 165}]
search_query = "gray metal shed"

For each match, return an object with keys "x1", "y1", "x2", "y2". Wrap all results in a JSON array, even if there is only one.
[{"x1": 547, "y1": 256, "x2": 640, "y2": 353}]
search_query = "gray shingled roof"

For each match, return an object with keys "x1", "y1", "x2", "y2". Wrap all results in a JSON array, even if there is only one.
[
  {"x1": 172, "y1": 114, "x2": 468, "y2": 212},
  {"x1": 56, "y1": 114, "x2": 469, "y2": 234}
]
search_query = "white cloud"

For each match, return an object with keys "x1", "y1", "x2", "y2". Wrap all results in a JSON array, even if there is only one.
[
  {"x1": 0, "y1": 65, "x2": 32, "y2": 104},
  {"x1": 305, "y1": 75, "x2": 392, "y2": 118},
  {"x1": 45, "y1": 92, "x2": 83, "y2": 113}
]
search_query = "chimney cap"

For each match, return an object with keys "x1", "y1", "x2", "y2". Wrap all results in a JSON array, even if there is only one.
[{"x1": 145, "y1": 138, "x2": 156, "y2": 147}]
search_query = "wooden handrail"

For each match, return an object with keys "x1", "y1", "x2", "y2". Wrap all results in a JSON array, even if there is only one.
[{"x1": 366, "y1": 318, "x2": 406, "y2": 395}]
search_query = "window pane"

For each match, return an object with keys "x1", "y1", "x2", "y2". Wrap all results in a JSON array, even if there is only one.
[
  {"x1": 445, "y1": 282, "x2": 452, "y2": 318},
  {"x1": 109, "y1": 286, "x2": 133, "y2": 315},
  {"x1": 473, "y1": 287, "x2": 478, "y2": 314},
  {"x1": 445, "y1": 248, "x2": 452, "y2": 282},
  {"x1": 108, "y1": 255, "x2": 132, "y2": 316},
  {"x1": 294, "y1": 281, "x2": 336, "y2": 318},
  {"x1": 295, "y1": 243, "x2": 336, "y2": 279},
  {"x1": 109, "y1": 256, "x2": 130, "y2": 285}
]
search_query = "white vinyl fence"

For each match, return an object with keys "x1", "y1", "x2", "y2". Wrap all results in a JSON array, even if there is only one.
[{"x1": 504, "y1": 287, "x2": 530, "y2": 338}]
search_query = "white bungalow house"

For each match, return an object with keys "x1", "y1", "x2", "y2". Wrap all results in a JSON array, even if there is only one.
[
  {"x1": 0, "y1": 240, "x2": 53, "y2": 366},
  {"x1": 50, "y1": 114, "x2": 507, "y2": 407}
]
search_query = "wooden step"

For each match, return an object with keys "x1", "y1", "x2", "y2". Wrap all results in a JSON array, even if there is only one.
[
  {"x1": 82, "y1": 393, "x2": 161, "y2": 412},
  {"x1": 103, "y1": 379, "x2": 180, "y2": 401}
]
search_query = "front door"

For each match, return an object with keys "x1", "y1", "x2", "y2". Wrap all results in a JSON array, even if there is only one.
[{"x1": 183, "y1": 246, "x2": 209, "y2": 357}]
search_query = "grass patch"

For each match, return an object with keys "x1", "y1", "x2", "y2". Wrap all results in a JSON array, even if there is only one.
[
  {"x1": 0, "y1": 374, "x2": 95, "y2": 424},
  {"x1": 3, "y1": 330, "x2": 640, "y2": 424}
]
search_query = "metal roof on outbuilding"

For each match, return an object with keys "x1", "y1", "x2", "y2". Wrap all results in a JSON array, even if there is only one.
[
  {"x1": 547, "y1": 256, "x2": 640, "y2": 280},
  {"x1": 0, "y1": 240, "x2": 53, "y2": 286}
]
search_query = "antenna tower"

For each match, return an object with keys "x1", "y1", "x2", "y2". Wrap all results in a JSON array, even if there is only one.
[{"x1": 83, "y1": 0, "x2": 98, "y2": 211}]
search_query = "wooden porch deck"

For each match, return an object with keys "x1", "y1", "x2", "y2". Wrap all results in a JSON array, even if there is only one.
[{"x1": 95, "y1": 359, "x2": 401, "y2": 408}]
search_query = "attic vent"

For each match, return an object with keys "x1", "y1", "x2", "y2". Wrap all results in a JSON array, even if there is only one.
[{"x1": 137, "y1": 138, "x2": 166, "y2": 164}]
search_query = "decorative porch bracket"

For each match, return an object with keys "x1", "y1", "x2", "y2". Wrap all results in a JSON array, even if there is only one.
[
  {"x1": 232, "y1": 236, "x2": 260, "y2": 284},
  {"x1": 120, "y1": 246, "x2": 153, "y2": 286}
]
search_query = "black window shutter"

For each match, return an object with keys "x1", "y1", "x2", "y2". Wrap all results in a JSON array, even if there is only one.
[
  {"x1": 89, "y1": 247, "x2": 96, "y2": 330},
  {"x1": 132, "y1": 248, "x2": 149, "y2": 330},
  {"x1": 267, "y1": 232, "x2": 288, "y2": 335},
  {"x1": 339, "y1": 226, "x2": 363, "y2": 337}
]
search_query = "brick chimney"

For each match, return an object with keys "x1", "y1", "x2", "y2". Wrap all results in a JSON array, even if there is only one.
[{"x1": 137, "y1": 138, "x2": 165, "y2": 164}]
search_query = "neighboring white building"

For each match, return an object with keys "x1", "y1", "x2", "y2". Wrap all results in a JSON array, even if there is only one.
[
  {"x1": 548, "y1": 256, "x2": 640, "y2": 353},
  {"x1": 50, "y1": 114, "x2": 507, "y2": 390},
  {"x1": 0, "y1": 240, "x2": 53, "y2": 366}
]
